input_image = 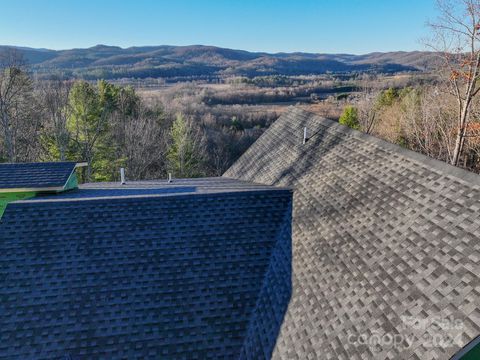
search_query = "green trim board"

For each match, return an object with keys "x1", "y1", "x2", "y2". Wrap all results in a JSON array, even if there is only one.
[
  {"x1": 63, "y1": 172, "x2": 78, "y2": 192},
  {"x1": 0, "y1": 191, "x2": 36, "y2": 219},
  {"x1": 460, "y1": 344, "x2": 480, "y2": 360},
  {"x1": 451, "y1": 336, "x2": 480, "y2": 360}
]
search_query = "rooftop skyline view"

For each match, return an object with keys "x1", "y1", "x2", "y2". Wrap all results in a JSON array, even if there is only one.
[{"x1": 1, "y1": 1, "x2": 480, "y2": 358}]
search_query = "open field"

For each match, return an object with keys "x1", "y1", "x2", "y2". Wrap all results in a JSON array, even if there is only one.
[{"x1": 135, "y1": 72, "x2": 431, "y2": 123}]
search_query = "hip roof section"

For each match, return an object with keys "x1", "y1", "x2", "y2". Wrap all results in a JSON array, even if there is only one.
[{"x1": 224, "y1": 107, "x2": 480, "y2": 360}]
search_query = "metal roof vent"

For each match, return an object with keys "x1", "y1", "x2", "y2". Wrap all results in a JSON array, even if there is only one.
[
  {"x1": 303, "y1": 127, "x2": 309, "y2": 144},
  {"x1": 120, "y1": 168, "x2": 126, "y2": 185}
]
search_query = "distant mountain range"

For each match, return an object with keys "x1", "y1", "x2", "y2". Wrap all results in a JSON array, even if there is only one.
[{"x1": 0, "y1": 44, "x2": 439, "y2": 80}]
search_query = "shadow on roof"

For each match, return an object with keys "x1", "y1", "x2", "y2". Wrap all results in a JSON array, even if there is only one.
[{"x1": 29, "y1": 186, "x2": 198, "y2": 200}]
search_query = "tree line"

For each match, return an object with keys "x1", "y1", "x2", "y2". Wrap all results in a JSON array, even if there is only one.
[
  {"x1": 0, "y1": 50, "x2": 265, "y2": 182},
  {"x1": 339, "y1": 0, "x2": 480, "y2": 173}
]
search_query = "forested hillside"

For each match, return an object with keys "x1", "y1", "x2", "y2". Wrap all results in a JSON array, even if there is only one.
[
  {"x1": 3, "y1": 22, "x2": 480, "y2": 179},
  {"x1": 0, "y1": 44, "x2": 438, "y2": 80},
  {"x1": 0, "y1": 49, "x2": 281, "y2": 181}
]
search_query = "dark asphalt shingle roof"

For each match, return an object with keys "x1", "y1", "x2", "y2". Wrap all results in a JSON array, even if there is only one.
[
  {"x1": 0, "y1": 177, "x2": 293, "y2": 359},
  {"x1": 225, "y1": 107, "x2": 480, "y2": 360},
  {"x1": 0, "y1": 162, "x2": 77, "y2": 190}
]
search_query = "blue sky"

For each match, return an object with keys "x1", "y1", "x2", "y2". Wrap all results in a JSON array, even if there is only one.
[{"x1": 0, "y1": 0, "x2": 438, "y2": 54}]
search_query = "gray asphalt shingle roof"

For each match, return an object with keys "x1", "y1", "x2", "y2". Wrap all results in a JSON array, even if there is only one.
[
  {"x1": 0, "y1": 162, "x2": 78, "y2": 190},
  {"x1": 0, "y1": 178, "x2": 293, "y2": 359},
  {"x1": 224, "y1": 107, "x2": 480, "y2": 360}
]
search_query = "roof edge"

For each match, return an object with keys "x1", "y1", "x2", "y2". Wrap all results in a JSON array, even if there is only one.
[
  {"x1": 0, "y1": 161, "x2": 82, "y2": 166},
  {"x1": 450, "y1": 335, "x2": 480, "y2": 360},
  {"x1": 295, "y1": 107, "x2": 480, "y2": 186},
  {"x1": 11, "y1": 187, "x2": 293, "y2": 205},
  {"x1": 0, "y1": 186, "x2": 65, "y2": 193}
]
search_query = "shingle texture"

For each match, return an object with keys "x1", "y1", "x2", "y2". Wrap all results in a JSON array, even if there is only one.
[
  {"x1": 0, "y1": 178, "x2": 292, "y2": 359},
  {"x1": 225, "y1": 107, "x2": 480, "y2": 360},
  {"x1": 0, "y1": 162, "x2": 76, "y2": 190}
]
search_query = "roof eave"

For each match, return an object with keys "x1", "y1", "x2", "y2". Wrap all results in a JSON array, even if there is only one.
[{"x1": 0, "y1": 186, "x2": 65, "y2": 193}]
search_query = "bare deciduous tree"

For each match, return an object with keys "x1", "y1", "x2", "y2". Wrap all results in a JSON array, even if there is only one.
[
  {"x1": 0, "y1": 49, "x2": 33, "y2": 162},
  {"x1": 428, "y1": 0, "x2": 480, "y2": 166},
  {"x1": 403, "y1": 86, "x2": 457, "y2": 160},
  {"x1": 356, "y1": 88, "x2": 380, "y2": 134},
  {"x1": 122, "y1": 108, "x2": 167, "y2": 180},
  {"x1": 41, "y1": 79, "x2": 72, "y2": 160}
]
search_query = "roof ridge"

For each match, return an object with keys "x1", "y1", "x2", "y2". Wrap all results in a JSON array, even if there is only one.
[
  {"x1": 0, "y1": 161, "x2": 78, "y2": 165},
  {"x1": 294, "y1": 107, "x2": 480, "y2": 186},
  {"x1": 10, "y1": 188, "x2": 292, "y2": 205}
]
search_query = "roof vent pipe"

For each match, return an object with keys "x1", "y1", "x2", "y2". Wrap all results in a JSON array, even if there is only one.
[
  {"x1": 168, "y1": 173, "x2": 173, "y2": 183},
  {"x1": 303, "y1": 127, "x2": 308, "y2": 144},
  {"x1": 120, "y1": 168, "x2": 126, "y2": 185}
]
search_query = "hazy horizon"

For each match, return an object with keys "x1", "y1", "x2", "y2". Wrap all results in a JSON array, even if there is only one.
[
  {"x1": 0, "y1": 43, "x2": 433, "y2": 56},
  {"x1": 0, "y1": 0, "x2": 438, "y2": 54}
]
